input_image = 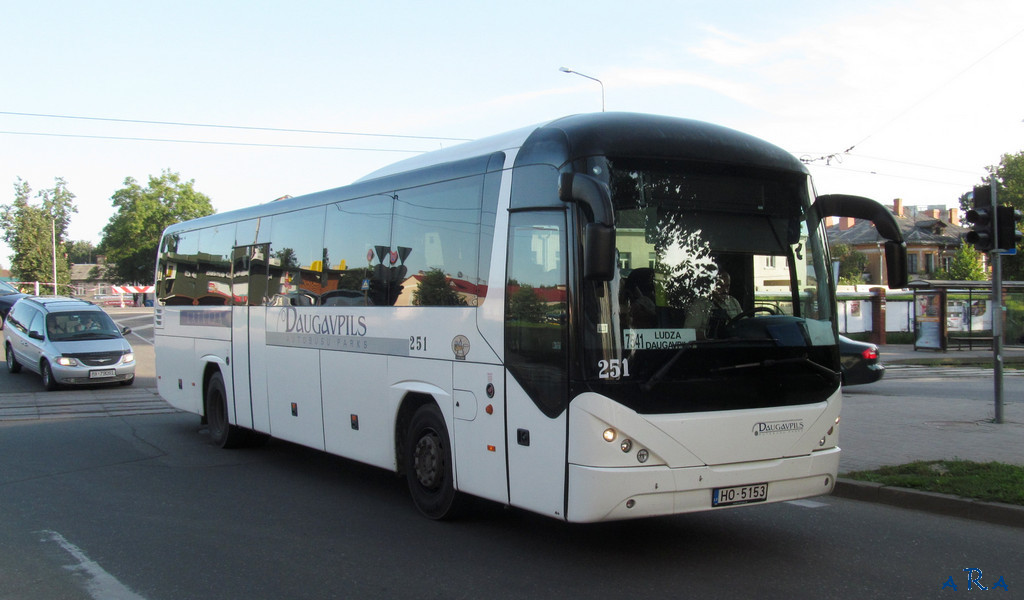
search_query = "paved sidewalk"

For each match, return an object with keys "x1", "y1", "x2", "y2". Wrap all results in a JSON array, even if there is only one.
[{"x1": 876, "y1": 342, "x2": 1024, "y2": 367}]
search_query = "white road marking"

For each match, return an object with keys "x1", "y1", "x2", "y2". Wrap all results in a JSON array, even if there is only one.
[
  {"x1": 40, "y1": 530, "x2": 148, "y2": 600},
  {"x1": 786, "y1": 499, "x2": 829, "y2": 508}
]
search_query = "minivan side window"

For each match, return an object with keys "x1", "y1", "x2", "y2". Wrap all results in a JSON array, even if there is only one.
[
  {"x1": 8, "y1": 303, "x2": 31, "y2": 333},
  {"x1": 28, "y1": 310, "x2": 45, "y2": 337}
]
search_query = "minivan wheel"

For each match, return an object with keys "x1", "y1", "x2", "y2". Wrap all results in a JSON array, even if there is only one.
[
  {"x1": 41, "y1": 361, "x2": 59, "y2": 391},
  {"x1": 5, "y1": 343, "x2": 21, "y2": 373}
]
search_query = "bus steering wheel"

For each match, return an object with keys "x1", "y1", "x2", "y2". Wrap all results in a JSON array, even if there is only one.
[{"x1": 726, "y1": 306, "x2": 777, "y2": 328}]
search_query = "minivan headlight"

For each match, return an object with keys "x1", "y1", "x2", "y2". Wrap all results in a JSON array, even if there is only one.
[
  {"x1": 56, "y1": 356, "x2": 79, "y2": 367},
  {"x1": 121, "y1": 353, "x2": 135, "y2": 364}
]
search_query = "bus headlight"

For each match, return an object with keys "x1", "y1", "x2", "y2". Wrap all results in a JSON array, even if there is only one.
[
  {"x1": 620, "y1": 439, "x2": 632, "y2": 453},
  {"x1": 602, "y1": 428, "x2": 616, "y2": 442}
]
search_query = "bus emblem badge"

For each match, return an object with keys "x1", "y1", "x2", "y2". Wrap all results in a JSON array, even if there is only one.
[{"x1": 452, "y1": 335, "x2": 470, "y2": 360}]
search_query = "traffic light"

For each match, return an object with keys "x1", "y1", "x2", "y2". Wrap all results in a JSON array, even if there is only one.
[
  {"x1": 996, "y1": 205, "x2": 1023, "y2": 251},
  {"x1": 965, "y1": 186, "x2": 995, "y2": 252}
]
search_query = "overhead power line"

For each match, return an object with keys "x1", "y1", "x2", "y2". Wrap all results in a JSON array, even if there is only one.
[
  {"x1": 0, "y1": 110, "x2": 474, "y2": 143},
  {"x1": 0, "y1": 130, "x2": 428, "y2": 153},
  {"x1": 808, "y1": 161, "x2": 976, "y2": 188},
  {"x1": 804, "y1": 25, "x2": 1024, "y2": 165}
]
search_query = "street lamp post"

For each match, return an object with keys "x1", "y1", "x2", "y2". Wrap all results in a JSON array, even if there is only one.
[
  {"x1": 559, "y1": 67, "x2": 605, "y2": 112},
  {"x1": 51, "y1": 218, "x2": 58, "y2": 296}
]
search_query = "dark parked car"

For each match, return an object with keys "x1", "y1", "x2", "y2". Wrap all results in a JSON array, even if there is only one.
[
  {"x1": 0, "y1": 280, "x2": 28, "y2": 330},
  {"x1": 839, "y1": 334, "x2": 884, "y2": 386}
]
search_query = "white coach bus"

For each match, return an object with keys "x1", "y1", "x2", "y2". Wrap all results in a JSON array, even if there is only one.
[{"x1": 154, "y1": 112, "x2": 906, "y2": 522}]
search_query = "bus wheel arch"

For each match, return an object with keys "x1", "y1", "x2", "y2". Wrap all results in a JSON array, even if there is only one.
[{"x1": 398, "y1": 395, "x2": 461, "y2": 520}]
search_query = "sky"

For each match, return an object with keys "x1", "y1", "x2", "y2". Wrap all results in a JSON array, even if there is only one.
[{"x1": 2, "y1": 0, "x2": 1024, "y2": 269}]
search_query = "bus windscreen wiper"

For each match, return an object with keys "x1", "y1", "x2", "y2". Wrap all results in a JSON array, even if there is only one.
[
  {"x1": 641, "y1": 338, "x2": 763, "y2": 392},
  {"x1": 711, "y1": 355, "x2": 840, "y2": 383}
]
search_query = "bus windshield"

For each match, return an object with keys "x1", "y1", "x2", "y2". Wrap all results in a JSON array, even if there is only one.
[{"x1": 581, "y1": 158, "x2": 840, "y2": 414}]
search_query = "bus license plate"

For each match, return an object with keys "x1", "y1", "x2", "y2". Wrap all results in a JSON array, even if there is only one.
[
  {"x1": 90, "y1": 369, "x2": 117, "y2": 379},
  {"x1": 712, "y1": 483, "x2": 768, "y2": 507}
]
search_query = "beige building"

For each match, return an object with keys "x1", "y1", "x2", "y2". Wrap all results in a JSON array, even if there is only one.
[{"x1": 825, "y1": 199, "x2": 970, "y2": 286}]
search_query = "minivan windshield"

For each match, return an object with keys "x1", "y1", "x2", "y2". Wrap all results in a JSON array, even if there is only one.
[
  {"x1": 580, "y1": 158, "x2": 839, "y2": 414},
  {"x1": 46, "y1": 311, "x2": 122, "y2": 341}
]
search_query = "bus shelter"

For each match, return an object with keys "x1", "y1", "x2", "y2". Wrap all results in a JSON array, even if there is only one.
[{"x1": 907, "y1": 279, "x2": 1024, "y2": 351}]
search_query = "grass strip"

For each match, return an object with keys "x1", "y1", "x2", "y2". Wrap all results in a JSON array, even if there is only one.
[{"x1": 844, "y1": 460, "x2": 1024, "y2": 506}]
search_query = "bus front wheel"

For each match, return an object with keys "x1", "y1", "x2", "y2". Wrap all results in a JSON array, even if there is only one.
[
  {"x1": 205, "y1": 371, "x2": 246, "y2": 449},
  {"x1": 404, "y1": 403, "x2": 460, "y2": 520}
]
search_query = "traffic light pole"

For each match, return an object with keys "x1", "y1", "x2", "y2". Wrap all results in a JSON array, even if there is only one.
[{"x1": 989, "y1": 180, "x2": 1004, "y2": 424}]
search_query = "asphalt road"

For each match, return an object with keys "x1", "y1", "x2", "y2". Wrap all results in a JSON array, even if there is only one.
[
  {"x1": 2, "y1": 308, "x2": 1021, "y2": 598},
  {"x1": 0, "y1": 412, "x2": 1020, "y2": 600}
]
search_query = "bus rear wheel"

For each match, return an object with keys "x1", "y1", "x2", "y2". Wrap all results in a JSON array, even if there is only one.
[
  {"x1": 405, "y1": 403, "x2": 460, "y2": 520},
  {"x1": 205, "y1": 371, "x2": 246, "y2": 449}
]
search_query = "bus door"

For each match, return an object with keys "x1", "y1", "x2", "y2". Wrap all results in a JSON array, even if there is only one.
[
  {"x1": 503, "y1": 211, "x2": 570, "y2": 519},
  {"x1": 229, "y1": 243, "x2": 269, "y2": 431}
]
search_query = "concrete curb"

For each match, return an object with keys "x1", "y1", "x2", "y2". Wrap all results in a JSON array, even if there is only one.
[{"x1": 834, "y1": 478, "x2": 1024, "y2": 529}]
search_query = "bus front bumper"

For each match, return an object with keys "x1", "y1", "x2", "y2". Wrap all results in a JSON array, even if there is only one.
[{"x1": 566, "y1": 447, "x2": 840, "y2": 523}]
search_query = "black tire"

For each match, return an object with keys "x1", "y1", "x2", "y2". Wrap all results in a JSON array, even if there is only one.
[
  {"x1": 404, "y1": 403, "x2": 460, "y2": 520},
  {"x1": 41, "y1": 361, "x2": 59, "y2": 391},
  {"x1": 5, "y1": 343, "x2": 21, "y2": 374},
  {"x1": 205, "y1": 371, "x2": 246, "y2": 448}
]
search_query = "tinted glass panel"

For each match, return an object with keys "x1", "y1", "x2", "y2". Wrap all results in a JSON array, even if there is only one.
[
  {"x1": 579, "y1": 159, "x2": 838, "y2": 415},
  {"x1": 234, "y1": 219, "x2": 271, "y2": 306},
  {"x1": 392, "y1": 177, "x2": 483, "y2": 307},
  {"x1": 505, "y1": 211, "x2": 568, "y2": 417},
  {"x1": 46, "y1": 311, "x2": 120, "y2": 341},
  {"x1": 159, "y1": 230, "x2": 200, "y2": 305},
  {"x1": 197, "y1": 224, "x2": 234, "y2": 306},
  {"x1": 266, "y1": 207, "x2": 327, "y2": 306},
  {"x1": 322, "y1": 196, "x2": 393, "y2": 306}
]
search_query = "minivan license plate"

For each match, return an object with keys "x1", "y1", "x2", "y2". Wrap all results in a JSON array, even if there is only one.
[
  {"x1": 712, "y1": 483, "x2": 768, "y2": 507},
  {"x1": 89, "y1": 369, "x2": 116, "y2": 379}
]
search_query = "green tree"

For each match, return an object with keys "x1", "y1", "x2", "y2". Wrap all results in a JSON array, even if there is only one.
[
  {"x1": 66, "y1": 240, "x2": 97, "y2": 264},
  {"x1": 98, "y1": 170, "x2": 214, "y2": 285},
  {"x1": 1, "y1": 178, "x2": 76, "y2": 293},
  {"x1": 934, "y1": 240, "x2": 986, "y2": 281},
  {"x1": 412, "y1": 268, "x2": 467, "y2": 306},
  {"x1": 830, "y1": 243, "x2": 869, "y2": 284},
  {"x1": 962, "y1": 152, "x2": 1024, "y2": 279}
]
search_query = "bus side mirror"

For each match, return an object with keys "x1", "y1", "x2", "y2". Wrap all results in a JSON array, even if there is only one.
[
  {"x1": 560, "y1": 172, "x2": 617, "y2": 281},
  {"x1": 884, "y1": 241, "x2": 907, "y2": 288},
  {"x1": 814, "y1": 194, "x2": 908, "y2": 289},
  {"x1": 584, "y1": 223, "x2": 616, "y2": 281}
]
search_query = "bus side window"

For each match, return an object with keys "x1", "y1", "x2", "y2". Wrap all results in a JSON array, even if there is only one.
[
  {"x1": 505, "y1": 211, "x2": 569, "y2": 417},
  {"x1": 264, "y1": 207, "x2": 327, "y2": 306},
  {"x1": 323, "y1": 196, "x2": 393, "y2": 307},
  {"x1": 392, "y1": 177, "x2": 483, "y2": 307}
]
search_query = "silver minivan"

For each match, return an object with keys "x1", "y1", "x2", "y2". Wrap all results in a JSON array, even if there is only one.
[{"x1": 4, "y1": 297, "x2": 135, "y2": 390}]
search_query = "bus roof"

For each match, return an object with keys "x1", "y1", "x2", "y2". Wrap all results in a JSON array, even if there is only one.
[{"x1": 163, "y1": 112, "x2": 808, "y2": 235}]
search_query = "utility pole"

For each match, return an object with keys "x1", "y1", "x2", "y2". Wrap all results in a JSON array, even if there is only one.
[
  {"x1": 988, "y1": 180, "x2": 1004, "y2": 424},
  {"x1": 967, "y1": 181, "x2": 1006, "y2": 424}
]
